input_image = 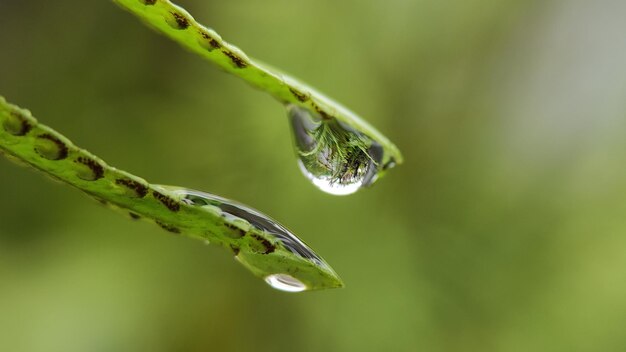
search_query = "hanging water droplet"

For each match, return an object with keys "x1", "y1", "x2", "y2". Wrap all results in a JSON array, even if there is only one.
[
  {"x1": 264, "y1": 273, "x2": 307, "y2": 292},
  {"x1": 287, "y1": 105, "x2": 384, "y2": 195},
  {"x1": 158, "y1": 186, "x2": 344, "y2": 291}
]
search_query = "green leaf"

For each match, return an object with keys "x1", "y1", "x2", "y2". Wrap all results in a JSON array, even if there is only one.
[
  {"x1": 113, "y1": 0, "x2": 403, "y2": 170},
  {"x1": 0, "y1": 96, "x2": 343, "y2": 292}
]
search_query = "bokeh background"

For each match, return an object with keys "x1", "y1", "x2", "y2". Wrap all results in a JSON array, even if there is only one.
[{"x1": 1, "y1": 0, "x2": 626, "y2": 351}]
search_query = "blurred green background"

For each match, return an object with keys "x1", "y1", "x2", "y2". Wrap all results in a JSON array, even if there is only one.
[{"x1": 1, "y1": 0, "x2": 626, "y2": 351}]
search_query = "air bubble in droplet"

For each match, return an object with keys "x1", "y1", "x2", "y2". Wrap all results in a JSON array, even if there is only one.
[
  {"x1": 287, "y1": 105, "x2": 384, "y2": 195},
  {"x1": 265, "y1": 273, "x2": 307, "y2": 292}
]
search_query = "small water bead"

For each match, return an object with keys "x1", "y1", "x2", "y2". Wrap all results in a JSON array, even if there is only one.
[
  {"x1": 287, "y1": 105, "x2": 384, "y2": 196},
  {"x1": 264, "y1": 274, "x2": 307, "y2": 292}
]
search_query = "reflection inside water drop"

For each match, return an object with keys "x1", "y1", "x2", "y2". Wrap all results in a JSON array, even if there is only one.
[
  {"x1": 287, "y1": 105, "x2": 384, "y2": 195},
  {"x1": 165, "y1": 187, "x2": 327, "y2": 267},
  {"x1": 154, "y1": 185, "x2": 343, "y2": 291},
  {"x1": 265, "y1": 273, "x2": 307, "y2": 292}
]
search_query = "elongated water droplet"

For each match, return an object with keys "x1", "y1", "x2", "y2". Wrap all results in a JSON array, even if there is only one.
[
  {"x1": 265, "y1": 274, "x2": 307, "y2": 292},
  {"x1": 172, "y1": 188, "x2": 325, "y2": 264},
  {"x1": 287, "y1": 105, "x2": 384, "y2": 195},
  {"x1": 159, "y1": 186, "x2": 343, "y2": 291}
]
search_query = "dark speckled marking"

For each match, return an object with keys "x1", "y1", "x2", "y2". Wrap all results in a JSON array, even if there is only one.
[
  {"x1": 3, "y1": 111, "x2": 33, "y2": 136},
  {"x1": 153, "y1": 191, "x2": 181, "y2": 212},
  {"x1": 224, "y1": 222, "x2": 246, "y2": 239},
  {"x1": 230, "y1": 244, "x2": 240, "y2": 256},
  {"x1": 198, "y1": 30, "x2": 221, "y2": 51},
  {"x1": 140, "y1": 0, "x2": 156, "y2": 5},
  {"x1": 35, "y1": 134, "x2": 68, "y2": 160},
  {"x1": 75, "y1": 156, "x2": 104, "y2": 180},
  {"x1": 312, "y1": 104, "x2": 332, "y2": 120},
  {"x1": 209, "y1": 38, "x2": 221, "y2": 49},
  {"x1": 222, "y1": 50, "x2": 248, "y2": 68},
  {"x1": 115, "y1": 178, "x2": 148, "y2": 198},
  {"x1": 156, "y1": 221, "x2": 181, "y2": 234},
  {"x1": 129, "y1": 212, "x2": 141, "y2": 220},
  {"x1": 251, "y1": 233, "x2": 276, "y2": 254},
  {"x1": 289, "y1": 88, "x2": 308, "y2": 102},
  {"x1": 171, "y1": 12, "x2": 190, "y2": 29}
]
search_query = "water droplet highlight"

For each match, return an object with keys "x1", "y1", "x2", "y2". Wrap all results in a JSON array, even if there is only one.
[
  {"x1": 172, "y1": 187, "x2": 327, "y2": 266},
  {"x1": 158, "y1": 186, "x2": 344, "y2": 291},
  {"x1": 287, "y1": 105, "x2": 384, "y2": 195},
  {"x1": 265, "y1": 274, "x2": 307, "y2": 292}
]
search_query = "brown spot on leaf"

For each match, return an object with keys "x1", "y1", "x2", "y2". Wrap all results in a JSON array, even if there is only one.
[
  {"x1": 3, "y1": 111, "x2": 32, "y2": 136},
  {"x1": 75, "y1": 156, "x2": 104, "y2": 180},
  {"x1": 224, "y1": 222, "x2": 245, "y2": 238},
  {"x1": 170, "y1": 12, "x2": 189, "y2": 29},
  {"x1": 115, "y1": 178, "x2": 148, "y2": 198},
  {"x1": 289, "y1": 88, "x2": 308, "y2": 102},
  {"x1": 222, "y1": 50, "x2": 248, "y2": 68},
  {"x1": 35, "y1": 134, "x2": 68, "y2": 160},
  {"x1": 251, "y1": 233, "x2": 276, "y2": 254},
  {"x1": 209, "y1": 38, "x2": 221, "y2": 49},
  {"x1": 153, "y1": 191, "x2": 181, "y2": 212},
  {"x1": 156, "y1": 221, "x2": 181, "y2": 234},
  {"x1": 198, "y1": 30, "x2": 222, "y2": 51},
  {"x1": 313, "y1": 104, "x2": 332, "y2": 120}
]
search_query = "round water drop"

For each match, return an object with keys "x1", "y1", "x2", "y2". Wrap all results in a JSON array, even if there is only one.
[
  {"x1": 296, "y1": 159, "x2": 361, "y2": 195},
  {"x1": 265, "y1": 274, "x2": 307, "y2": 292},
  {"x1": 287, "y1": 105, "x2": 383, "y2": 195}
]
